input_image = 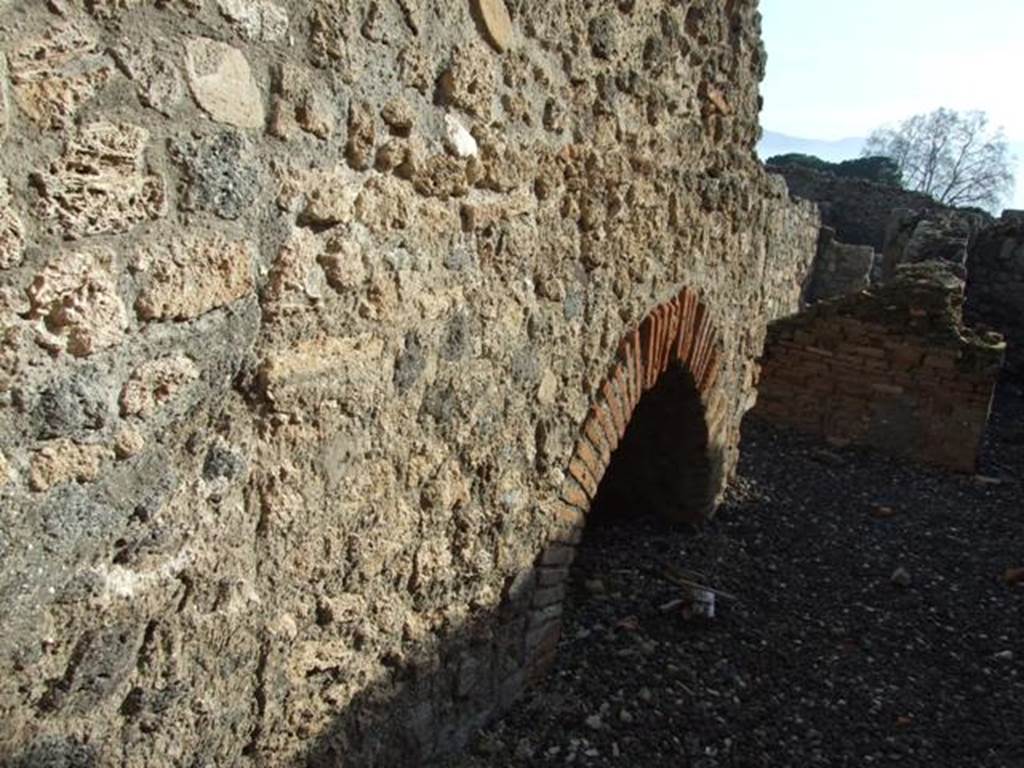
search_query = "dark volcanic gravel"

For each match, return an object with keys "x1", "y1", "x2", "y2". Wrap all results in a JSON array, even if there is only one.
[{"x1": 446, "y1": 382, "x2": 1024, "y2": 768}]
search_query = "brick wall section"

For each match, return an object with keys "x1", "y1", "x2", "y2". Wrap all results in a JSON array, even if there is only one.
[
  {"x1": 966, "y1": 212, "x2": 1024, "y2": 378},
  {"x1": 754, "y1": 262, "x2": 1004, "y2": 472},
  {"x1": 521, "y1": 286, "x2": 722, "y2": 682}
]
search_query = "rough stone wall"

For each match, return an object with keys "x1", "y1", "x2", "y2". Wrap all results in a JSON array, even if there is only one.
[
  {"x1": 804, "y1": 225, "x2": 874, "y2": 303},
  {"x1": 754, "y1": 263, "x2": 1004, "y2": 472},
  {"x1": 966, "y1": 211, "x2": 1024, "y2": 378},
  {"x1": 882, "y1": 207, "x2": 991, "y2": 282},
  {"x1": 0, "y1": 1, "x2": 819, "y2": 765},
  {"x1": 769, "y1": 163, "x2": 945, "y2": 251}
]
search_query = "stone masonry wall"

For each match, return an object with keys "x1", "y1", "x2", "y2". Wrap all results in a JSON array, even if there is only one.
[
  {"x1": 754, "y1": 263, "x2": 1004, "y2": 472},
  {"x1": 966, "y1": 211, "x2": 1024, "y2": 378},
  {"x1": 804, "y1": 225, "x2": 874, "y2": 303},
  {"x1": 769, "y1": 163, "x2": 944, "y2": 251},
  {"x1": 0, "y1": 1, "x2": 819, "y2": 765},
  {"x1": 882, "y1": 207, "x2": 992, "y2": 282}
]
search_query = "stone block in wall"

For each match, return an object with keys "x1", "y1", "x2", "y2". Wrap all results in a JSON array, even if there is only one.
[
  {"x1": 805, "y1": 227, "x2": 874, "y2": 302},
  {"x1": 269, "y1": 63, "x2": 337, "y2": 140},
  {"x1": 345, "y1": 100, "x2": 377, "y2": 170},
  {"x1": 0, "y1": 176, "x2": 24, "y2": 269},
  {"x1": 26, "y1": 248, "x2": 128, "y2": 358},
  {"x1": 184, "y1": 37, "x2": 264, "y2": 129},
  {"x1": 216, "y1": 0, "x2": 290, "y2": 42},
  {"x1": 169, "y1": 131, "x2": 262, "y2": 220},
  {"x1": 29, "y1": 438, "x2": 113, "y2": 492},
  {"x1": 120, "y1": 355, "x2": 200, "y2": 419},
  {"x1": 7, "y1": 21, "x2": 112, "y2": 129},
  {"x1": 33, "y1": 121, "x2": 166, "y2": 238},
  {"x1": 437, "y1": 43, "x2": 498, "y2": 118},
  {"x1": 110, "y1": 39, "x2": 185, "y2": 117},
  {"x1": 135, "y1": 234, "x2": 255, "y2": 321}
]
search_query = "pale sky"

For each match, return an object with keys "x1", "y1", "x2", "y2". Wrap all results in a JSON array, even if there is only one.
[{"x1": 759, "y1": 0, "x2": 1024, "y2": 207}]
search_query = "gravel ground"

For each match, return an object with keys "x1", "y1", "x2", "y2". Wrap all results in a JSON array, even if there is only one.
[{"x1": 446, "y1": 381, "x2": 1024, "y2": 768}]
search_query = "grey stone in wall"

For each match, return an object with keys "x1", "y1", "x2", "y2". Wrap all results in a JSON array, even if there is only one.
[
  {"x1": 881, "y1": 208, "x2": 991, "y2": 282},
  {"x1": 170, "y1": 131, "x2": 262, "y2": 220}
]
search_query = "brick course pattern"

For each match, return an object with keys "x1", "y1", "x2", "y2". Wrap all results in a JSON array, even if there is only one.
[{"x1": 754, "y1": 263, "x2": 1004, "y2": 472}]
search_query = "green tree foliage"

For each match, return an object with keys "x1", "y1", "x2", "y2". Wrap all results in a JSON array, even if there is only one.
[
  {"x1": 766, "y1": 153, "x2": 903, "y2": 187},
  {"x1": 863, "y1": 108, "x2": 1015, "y2": 210}
]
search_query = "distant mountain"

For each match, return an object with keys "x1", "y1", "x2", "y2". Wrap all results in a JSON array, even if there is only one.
[{"x1": 757, "y1": 130, "x2": 866, "y2": 163}]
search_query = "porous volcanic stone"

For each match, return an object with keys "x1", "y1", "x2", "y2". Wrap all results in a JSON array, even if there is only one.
[
  {"x1": 0, "y1": 53, "x2": 9, "y2": 144},
  {"x1": 0, "y1": 177, "x2": 24, "y2": 269}
]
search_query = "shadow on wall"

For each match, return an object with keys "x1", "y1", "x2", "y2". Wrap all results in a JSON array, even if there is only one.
[
  {"x1": 965, "y1": 212, "x2": 1024, "y2": 378},
  {"x1": 304, "y1": 288, "x2": 727, "y2": 767}
]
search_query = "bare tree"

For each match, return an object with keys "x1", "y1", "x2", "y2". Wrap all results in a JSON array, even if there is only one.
[{"x1": 863, "y1": 108, "x2": 1015, "y2": 210}]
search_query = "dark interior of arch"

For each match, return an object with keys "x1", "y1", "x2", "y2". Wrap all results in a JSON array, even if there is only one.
[{"x1": 589, "y1": 362, "x2": 712, "y2": 526}]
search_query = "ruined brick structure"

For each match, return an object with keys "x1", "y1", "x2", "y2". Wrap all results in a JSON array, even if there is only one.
[
  {"x1": 768, "y1": 163, "x2": 1022, "y2": 383},
  {"x1": 755, "y1": 263, "x2": 1004, "y2": 472},
  {"x1": 0, "y1": 1, "x2": 820, "y2": 764}
]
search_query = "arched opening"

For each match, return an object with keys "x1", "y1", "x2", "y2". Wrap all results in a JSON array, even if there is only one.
[
  {"x1": 589, "y1": 361, "x2": 711, "y2": 525},
  {"x1": 522, "y1": 287, "x2": 726, "y2": 682}
]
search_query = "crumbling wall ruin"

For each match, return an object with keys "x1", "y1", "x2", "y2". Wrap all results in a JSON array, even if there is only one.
[
  {"x1": 0, "y1": 1, "x2": 819, "y2": 764},
  {"x1": 881, "y1": 207, "x2": 991, "y2": 282},
  {"x1": 768, "y1": 163, "x2": 1000, "y2": 305},
  {"x1": 767, "y1": 162, "x2": 947, "y2": 252},
  {"x1": 768, "y1": 162, "x2": 1023, "y2": 382},
  {"x1": 754, "y1": 263, "x2": 1004, "y2": 472}
]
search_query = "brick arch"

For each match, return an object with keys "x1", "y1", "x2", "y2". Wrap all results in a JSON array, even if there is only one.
[{"x1": 522, "y1": 286, "x2": 725, "y2": 681}]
